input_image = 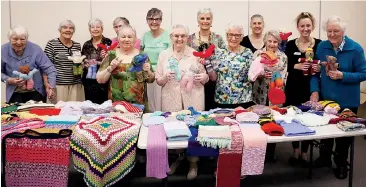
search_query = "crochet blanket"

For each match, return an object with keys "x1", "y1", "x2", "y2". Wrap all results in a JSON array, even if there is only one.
[
  {"x1": 146, "y1": 125, "x2": 170, "y2": 179},
  {"x1": 70, "y1": 116, "x2": 140, "y2": 187},
  {"x1": 240, "y1": 126, "x2": 267, "y2": 176},
  {"x1": 163, "y1": 121, "x2": 192, "y2": 141},
  {"x1": 4, "y1": 129, "x2": 72, "y2": 187},
  {"x1": 196, "y1": 125, "x2": 231, "y2": 149},
  {"x1": 216, "y1": 124, "x2": 243, "y2": 187},
  {"x1": 186, "y1": 127, "x2": 219, "y2": 157}
]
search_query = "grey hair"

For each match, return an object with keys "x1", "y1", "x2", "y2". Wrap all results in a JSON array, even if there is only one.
[
  {"x1": 117, "y1": 25, "x2": 137, "y2": 37},
  {"x1": 197, "y1": 8, "x2": 213, "y2": 20},
  {"x1": 226, "y1": 22, "x2": 245, "y2": 35},
  {"x1": 146, "y1": 8, "x2": 163, "y2": 19},
  {"x1": 58, "y1": 19, "x2": 75, "y2": 33},
  {"x1": 113, "y1": 17, "x2": 130, "y2": 26},
  {"x1": 88, "y1": 18, "x2": 103, "y2": 29},
  {"x1": 263, "y1": 30, "x2": 281, "y2": 43},
  {"x1": 250, "y1": 14, "x2": 264, "y2": 23},
  {"x1": 323, "y1": 15, "x2": 347, "y2": 32},
  {"x1": 170, "y1": 24, "x2": 189, "y2": 36},
  {"x1": 7, "y1": 25, "x2": 29, "y2": 40}
]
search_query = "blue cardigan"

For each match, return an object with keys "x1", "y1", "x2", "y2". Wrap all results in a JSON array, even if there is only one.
[
  {"x1": 310, "y1": 36, "x2": 366, "y2": 108},
  {"x1": 1, "y1": 41, "x2": 57, "y2": 102}
]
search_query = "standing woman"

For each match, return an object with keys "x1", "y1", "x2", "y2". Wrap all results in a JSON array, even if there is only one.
[
  {"x1": 44, "y1": 20, "x2": 85, "y2": 103},
  {"x1": 187, "y1": 8, "x2": 226, "y2": 111},
  {"x1": 81, "y1": 18, "x2": 112, "y2": 104},
  {"x1": 111, "y1": 17, "x2": 141, "y2": 49},
  {"x1": 141, "y1": 8, "x2": 171, "y2": 112},
  {"x1": 240, "y1": 14, "x2": 265, "y2": 53},
  {"x1": 284, "y1": 12, "x2": 321, "y2": 166}
]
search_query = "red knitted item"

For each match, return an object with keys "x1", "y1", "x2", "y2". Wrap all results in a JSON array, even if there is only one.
[
  {"x1": 268, "y1": 88, "x2": 286, "y2": 105},
  {"x1": 234, "y1": 107, "x2": 248, "y2": 116},
  {"x1": 270, "y1": 107, "x2": 287, "y2": 114},
  {"x1": 216, "y1": 124, "x2": 243, "y2": 187},
  {"x1": 261, "y1": 122, "x2": 284, "y2": 136},
  {"x1": 30, "y1": 108, "x2": 61, "y2": 116},
  {"x1": 112, "y1": 101, "x2": 142, "y2": 113}
]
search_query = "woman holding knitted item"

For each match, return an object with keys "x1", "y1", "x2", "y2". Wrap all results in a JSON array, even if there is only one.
[
  {"x1": 205, "y1": 23, "x2": 255, "y2": 109},
  {"x1": 187, "y1": 8, "x2": 226, "y2": 111},
  {"x1": 142, "y1": 8, "x2": 171, "y2": 112},
  {"x1": 111, "y1": 17, "x2": 141, "y2": 50},
  {"x1": 44, "y1": 20, "x2": 85, "y2": 103},
  {"x1": 240, "y1": 14, "x2": 265, "y2": 53},
  {"x1": 96, "y1": 25, "x2": 155, "y2": 108},
  {"x1": 284, "y1": 12, "x2": 321, "y2": 167},
  {"x1": 155, "y1": 24, "x2": 208, "y2": 180},
  {"x1": 310, "y1": 15, "x2": 366, "y2": 179},
  {"x1": 81, "y1": 18, "x2": 111, "y2": 104}
]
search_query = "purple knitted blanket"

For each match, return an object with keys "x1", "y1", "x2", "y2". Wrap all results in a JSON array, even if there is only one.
[{"x1": 146, "y1": 125, "x2": 170, "y2": 179}]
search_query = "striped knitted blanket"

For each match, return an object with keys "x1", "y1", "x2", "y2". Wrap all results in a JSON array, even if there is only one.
[
  {"x1": 70, "y1": 115, "x2": 140, "y2": 187},
  {"x1": 4, "y1": 129, "x2": 72, "y2": 187}
]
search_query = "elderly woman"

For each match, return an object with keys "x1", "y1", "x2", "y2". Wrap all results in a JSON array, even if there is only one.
[
  {"x1": 156, "y1": 24, "x2": 208, "y2": 180},
  {"x1": 284, "y1": 12, "x2": 321, "y2": 167},
  {"x1": 310, "y1": 16, "x2": 366, "y2": 179},
  {"x1": 111, "y1": 17, "x2": 141, "y2": 49},
  {"x1": 96, "y1": 25, "x2": 154, "y2": 106},
  {"x1": 81, "y1": 18, "x2": 111, "y2": 104},
  {"x1": 44, "y1": 19, "x2": 84, "y2": 103},
  {"x1": 1, "y1": 25, "x2": 56, "y2": 103},
  {"x1": 141, "y1": 8, "x2": 171, "y2": 112},
  {"x1": 187, "y1": 8, "x2": 226, "y2": 111},
  {"x1": 205, "y1": 23, "x2": 255, "y2": 109},
  {"x1": 240, "y1": 14, "x2": 265, "y2": 53}
]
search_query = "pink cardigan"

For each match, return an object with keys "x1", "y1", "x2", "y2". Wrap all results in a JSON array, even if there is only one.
[{"x1": 111, "y1": 37, "x2": 141, "y2": 50}]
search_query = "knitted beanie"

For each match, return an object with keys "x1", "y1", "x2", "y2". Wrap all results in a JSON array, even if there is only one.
[
  {"x1": 236, "y1": 112, "x2": 259, "y2": 123},
  {"x1": 234, "y1": 107, "x2": 248, "y2": 116},
  {"x1": 339, "y1": 108, "x2": 357, "y2": 118},
  {"x1": 258, "y1": 115, "x2": 274, "y2": 126},
  {"x1": 261, "y1": 122, "x2": 284, "y2": 136},
  {"x1": 250, "y1": 105, "x2": 271, "y2": 115}
]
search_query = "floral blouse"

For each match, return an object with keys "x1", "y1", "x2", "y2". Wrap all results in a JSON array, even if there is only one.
[
  {"x1": 210, "y1": 46, "x2": 254, "y2": 104},
  {"x1": 252, "y1": 48, "x2": 288, "y2": 106},
  {"x1": 187, "y1": 32, "x2": 226, "y2": 51},
  {"x1": 98, "y1": 50, "x2": 151, "y2": 105}
]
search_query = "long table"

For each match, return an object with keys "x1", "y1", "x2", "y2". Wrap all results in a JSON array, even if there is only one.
[{"x1": 137, "y1": 113, "x2": 366, "y2": 187}]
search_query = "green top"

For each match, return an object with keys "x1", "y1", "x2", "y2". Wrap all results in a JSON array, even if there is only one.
[{"x1": 141, "y1": 30, "x2": 171, "y2": 71}]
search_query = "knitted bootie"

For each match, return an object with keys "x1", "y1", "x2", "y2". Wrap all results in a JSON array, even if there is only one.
[
  {"x1": 73, "y1": 65, "x2": 78, "y2": 75},
  {"x1": 86, "y1": 66, "x2": 93, "y2": 79},
  {"x1": 26, "y1": 79, "x2": 34, "y2": 90},
  {"x1": 92, "y1": 66, "x2": 97, "y2": 79},
  {"x1": 187, "y1": 162, "x2": 198, "y2": 180},
  {"x1": 77, "y1": 66, "x2": 83, "y2": 75}
]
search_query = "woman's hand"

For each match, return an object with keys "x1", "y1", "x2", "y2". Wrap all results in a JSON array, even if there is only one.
[
  {"x1": 46, "y1": 88, "x2": 55, "y2": 101},
  {"x1": 328, "y1": 70, "x2": 343, "y2": 80},
  {"x1": 312, "y1": 63, "x2": 321, "y2": 73},
  {"x1": 193, "y1": 73, "x2": 208, "y2": 83},
  {"x1": 110, "y1": 59, "x2": 121, "y2": 71},
  {"x1": 7, "y1": 78, "x2": 25, "y2": 86},
  {"x1": 310, "y1": 92, "x2": 319, "y2": 102},
  {"x1": 165, "y1": 71, "x2": 176, "y2": 81},
  {"x1": 143, "y1": 63, "x2": 152, "y2": 73},
  {"x1": 294, "y1": 62, "x2": 310, "y2": 71}
]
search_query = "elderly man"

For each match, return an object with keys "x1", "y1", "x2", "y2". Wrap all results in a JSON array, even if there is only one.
[
  {"x1": 311, "y1": 15, "x2": 366, "y2": 179},
  {"x1": 1, "y1": 25, "x2": 56, "y2": 103}
]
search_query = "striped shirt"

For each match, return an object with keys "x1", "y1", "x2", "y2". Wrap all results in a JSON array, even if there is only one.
[{"x1": 44, "y1": 38, "x2": 82, "y2": 85}]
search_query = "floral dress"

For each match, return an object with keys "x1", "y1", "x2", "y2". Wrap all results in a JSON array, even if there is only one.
[
  {"x1": 187, "y1": 32, "x2": 226, "y2": 51},
  {"x1": 210, "y1": 47, "x2": 254, "y2": 104},
  {"x1": 252, "y1": 48, "x2": 288, "y2": 106},
  {"x1": 98, "y1": 50, "x2": 150, "y2": 105}
]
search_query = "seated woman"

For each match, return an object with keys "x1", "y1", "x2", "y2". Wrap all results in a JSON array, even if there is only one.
[
  {"x1": 205, "y1": 23, "x2": 255, "y2": 109},
  {"x1": 155, "y1": 24, "x2": 209, "y2": 180},
  {"x1": 250, "y1": 30, "x2": 288, "y2": 162},
  {"x1": 96, "y1": 25, "x2": 155, "y2": 107},
  {"x1": 1, "y1": 25, "x2": 56, "y2": 103}
]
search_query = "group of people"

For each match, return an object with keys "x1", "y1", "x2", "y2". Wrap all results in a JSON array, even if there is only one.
[{"x1": 2, "y1": 7, "x2": 366, "y2": 180}]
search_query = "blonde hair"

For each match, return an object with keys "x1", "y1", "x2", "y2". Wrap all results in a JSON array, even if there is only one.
[{"x1": 295, "y1": 12, "x2": 316, "y2": 30}]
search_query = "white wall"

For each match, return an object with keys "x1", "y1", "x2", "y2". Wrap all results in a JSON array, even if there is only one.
[{"x1": 1, "y1": 1, "x2": 366, "y2": 103}]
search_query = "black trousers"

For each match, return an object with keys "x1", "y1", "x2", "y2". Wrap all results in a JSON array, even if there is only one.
[
  {"x1": 319, "y1": 107, "x2": 358, "y2": 166},
  {"x1": 204, "y1": 80, "x2": 217, "y2": 110},
  {"x1": 292, "y1": 140, "x2": 311, "y2": 153},
  {"x1": 9, "y1": 91, "x2": 45, "y2": 103},
  {"x1": 83, "y1": 80, "x2": 108, "y2": 105},
  {"x1": 215, "y1": 101, "x2": 256, "y2": 109}
]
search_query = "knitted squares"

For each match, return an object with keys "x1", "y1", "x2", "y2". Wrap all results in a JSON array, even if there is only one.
[
  {"x1": 339, "y1": 108, "x2": 357, "y2": 118},
  {"x1": 261, "y1": 122, "x2": 284, "y2": 136},
  {"x1": 195, "y1": 115, "x2": 217, "y2": 126},
  {"x1": 236, "y1": 112, "x2": 259, "y2": 123}
]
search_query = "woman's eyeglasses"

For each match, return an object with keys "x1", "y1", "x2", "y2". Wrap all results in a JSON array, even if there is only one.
[
  {"x1": 227, "y1": 33, "x2": 242, "y2": 39},
  {"x1": 173, "y1": 34, "x2": 187, "y2": 39},
  {"x1": 147, "y1": 18, "x2": 162, "y2": 22}
]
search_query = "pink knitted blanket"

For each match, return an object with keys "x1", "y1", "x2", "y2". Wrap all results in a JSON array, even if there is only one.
[{"x1": 146, "y1": 125, "x2": 170, "y2": 179}]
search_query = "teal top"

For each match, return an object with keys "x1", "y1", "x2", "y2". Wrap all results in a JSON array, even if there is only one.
[{"x1": 141, "y1": 30, "x2": 171, "y2": 71}]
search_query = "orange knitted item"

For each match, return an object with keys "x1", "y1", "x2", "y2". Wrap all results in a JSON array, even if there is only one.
[{"x1": 261, "y1": 122, "x2": 284, "y2": 136}]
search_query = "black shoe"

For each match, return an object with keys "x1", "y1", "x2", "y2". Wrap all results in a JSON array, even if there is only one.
[
  {"x1": 298, "y1": 157, "x2": 309, "y2": 168},
  {"x1": 334, "y1": 165, "x2": 348, "y2": 179},
  {"x1": 265, "y1": 155, "x2": 277, "y2": 163},
  {"x1": 313, "y1": 157, "x2": 332, "y2": 168},
  {"x1": 288, "y1": 156, "x2": 299, "y2": 166}
]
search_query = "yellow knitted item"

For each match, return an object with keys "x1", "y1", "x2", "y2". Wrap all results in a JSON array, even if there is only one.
[
  {"x1": 318, "y1": 100, "x2": 340, "y2": 111},
  {"x1": 14, "y1": 112, "x2": 49, "y2": 121}
]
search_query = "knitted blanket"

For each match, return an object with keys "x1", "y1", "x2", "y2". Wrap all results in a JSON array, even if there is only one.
[
  {"x1": 29, "y1": 108, "x2": 61, "y2": 116},
  {"x1": 336, "y1": 121, "x2": 365, "y2": 132},
  {"x1": 163, "y1": 121, "x2": 192, "y2": 141},
  {"x1": 294, "y1": 113, "x2": 331, "y2": 127},
  {"x1": 146, "y1": 125, "x2": 170, "y2": 179},
  {"x1": 186, "y1": 127, "x2": 219, "y2": 157},
  {"x1": 70, "y1": 116, "x2": 140, "y2": 187},
  {"x1": 240, "y1": 126, "x2": 267, "y2": 176},
  {"x1": 276, "y1": 120, "x2": 315, "y2": 136},
  {"x1": 196, "y1": 125, "x2": 231, "y2": 149},
  {"x1": 2, "y1": 118, "x2": 45, "y2": 139},
  {"x1": 44, "y1": 115, "x2": 81, "y2": 129},
  {"x1": 1, "y1": 103, "x2": 19, "y2": 114},
  {"x1": 113, "y1": 101, "x2": 142, "y2": 113},
  {"x1": 3, "y1": 129, "x2": 71, "y2": 187},
  {"x1": 216, "y1": 124, "x2": 243, "y2": 187},
  {"x1": 236, "y1": 112, "x2": 259, "y2": 123}
]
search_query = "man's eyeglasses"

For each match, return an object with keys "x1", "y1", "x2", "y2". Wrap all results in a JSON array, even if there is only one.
[
  {"x1": 147, "y1": 18, "x2": 162, "y2": 22},
  {"x1": 227, "y1": 33, "x2": 242, "y2": 39}
]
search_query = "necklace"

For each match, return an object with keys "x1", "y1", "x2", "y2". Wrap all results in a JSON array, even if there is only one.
[
  {"x1": 296, "y1": 37, "x2": 314, "y2": 53},
  {"x1": 198, "y1": 31, "x2": 212, "y2": 45}
]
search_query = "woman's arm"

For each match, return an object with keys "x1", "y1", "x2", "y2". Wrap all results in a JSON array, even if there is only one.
[
  {"x1": 155, "y1": 51, "x2": 168, "y2": 86},
  {"x1": 96, "y1": 55, "x2": 112, "y2": 84},
  {"x1": 341, "y1": 47, "x2": 366, "y2": 83}
]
